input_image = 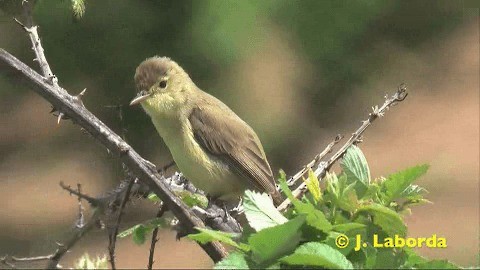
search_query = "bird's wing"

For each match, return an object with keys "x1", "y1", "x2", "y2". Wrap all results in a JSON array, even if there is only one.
[{"x1": 188, "y1": 105, "x2": 277, "y2": 194}]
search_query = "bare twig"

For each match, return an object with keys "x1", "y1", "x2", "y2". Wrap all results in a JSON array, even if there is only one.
[
  {"x1": 46, "y1": 210, "x2": 102, "y2": 269},
  {"x1": 285, "y1": 134, "x2": 343, "y2": 187},
  {"x1": 148, "y1": 203, "x2": 167, "y2": 270},
  {"x1": 11, "y1": 255, "x2": 53, "y2": 262},
  {"x1": 277, "y1": 84, "x2": 408, "y2": 212},
  {"x1": 108, "y1": 178, "x2": 135, "y2": 270},
  {"x1": 75, "y1": 184, "x2": 85, "y2": 228},
  {"x1": 60, "y1": 181, "x2": 99, "y2": 206},
  {"x1": 1, "y1": 255, "x2": 17, "y2": 269}
]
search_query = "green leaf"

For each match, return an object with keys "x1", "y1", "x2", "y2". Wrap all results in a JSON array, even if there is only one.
[
  {"x1": 243, "y1": 190, "x2": 288, "y2": 231},
  {"x1": 400, "y1": 184, "x2": 428, "y2": 201},
  {"x1": 132, "y1": 224, "x2": 147, "y2": 245},
  {"x1": 341, "y1": 145, "x2": 371, "y2": 186},
  {"x1": 74, "y1": 253, "x2": 108, "y2": 270},
  {"x1": 303, "y1": 169, "x2": 322, "y2": 203},
  {"x1": 214, "y1": 252, "x2": 249, "y2": 269},
  {"x1": 323, "y1": 232, "x2": 355, "y2": 256},
  {"x1": 278, "y1": 170, "x2": 294, "y2": 199},
  {"x1": 332, "y1": 223, "x2": 366, "y2": 233},
  {"x1": 118, "y1": 217, "x2": 170, "y2": 245},
  {"x1": 403, "y1": 249, "x2": 460, "y2": 269},
  {"x1": 147, "y1": 193, "x2": 161, "y2": 203},
  {"x1": 363, "y1": 245, "x2": 377, "y2": 269},
  {"x1": 358, "y1": 203, "x2": 407, "y2": 237},
  {"x1": 403, "y1": 248, "x2": 428, "y2": 267},
  {"x1": 295, "y1": 201, "x2": 333, "y2": 233},
  {"x1": 248, "y1": 215, "x2": 306, "y2": 265},
  {"x1": 177, "y1": 190, "x2": 209, "y2": 208},
  {"x1": 382, "y1": 164, "x2": 429, "y2": 204},
  {"x1": 188, "y1": 227, "x2": 248, "y2": 252},
  {"x1": 278, "y1": 174, "x2": 332, "y2": 233},
  {"x1": 415, "y1": 259, "x2": 460, "y2": 269},
  {"x1": 280, "y1": 242, "x2": 353, "y2": 269},
  {"x1": 373, "y1": 248, "x2": 406, "y2": 269}
]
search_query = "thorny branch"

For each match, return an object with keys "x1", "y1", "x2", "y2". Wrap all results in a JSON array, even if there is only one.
[
  {"x1": 0, "y1": 1, "x2": 228, "y2": 264},
  {"x1": 14, "y1": 0, "x2": 59, "y2": 88},
  {"x1": 277, "y1": 84, "x2": 408, "y2": 212},
  {"x1": 0, "y1": 1, "x2": 409, "y2": 267}
]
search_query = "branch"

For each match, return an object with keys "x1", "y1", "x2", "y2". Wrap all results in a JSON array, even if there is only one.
[
  {"x1": 14, "y1": 0, "x2": 59, "y2": 88},
  {"x1": 277, "y1": 84, "x2": 408, "y2": 212},
  {"x1": 0, "y1": 48, "x2": 227, "y2": 262},
  {"x1": 108, "y1": 178, "x2": 135, "y2": 270},
  {"x1": 46, "y1": 210, "x2": 101, "y2": 269},
  {"x1": 148, "y1": 203, "x2": 167, "y2": 270}
]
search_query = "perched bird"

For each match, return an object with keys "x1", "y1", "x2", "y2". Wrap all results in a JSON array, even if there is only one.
[{"x1": 130, "y1": 56, "x2": 282, "y2": 205}]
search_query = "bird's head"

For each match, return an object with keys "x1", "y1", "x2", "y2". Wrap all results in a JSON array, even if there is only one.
[{"x1": 130, "y1": 56, "x2": 194, "y2": 115}]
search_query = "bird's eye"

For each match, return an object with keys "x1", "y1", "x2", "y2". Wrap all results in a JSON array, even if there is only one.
[{"x1": 159, "y1": 80, "x2": 167, "y2": 88}]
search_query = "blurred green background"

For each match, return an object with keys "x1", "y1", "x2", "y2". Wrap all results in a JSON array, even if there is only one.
[{"x1": 0, "y1": 0, "x2": 478, "y2": 268}]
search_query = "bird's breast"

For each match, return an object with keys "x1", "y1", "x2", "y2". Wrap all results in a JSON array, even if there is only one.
[{"x1": 148, "y1": 112, "x2": 244, "y2": 199}]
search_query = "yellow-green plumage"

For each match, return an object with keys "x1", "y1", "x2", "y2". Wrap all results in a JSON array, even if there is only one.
[{"x1": 132, "y1": 57, "x2": 281, "y2": 204}]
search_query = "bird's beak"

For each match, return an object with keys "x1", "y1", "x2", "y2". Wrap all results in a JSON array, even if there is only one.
[{"x1": 130, "y1": 91, "x2": 152, "y2": 106}]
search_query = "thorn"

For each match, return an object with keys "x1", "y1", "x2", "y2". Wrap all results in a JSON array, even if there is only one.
[
  {"x1": 50, "y1": 75, "x2": 58, "y2": 85},
  {"x1": 78, "y1": 88, "x2": 87, "y2": 97},
  {"x1": 57, "y1": 113, "x2": 64, "y2": 125},
  {"x1": 73, "y1": 88, "x2": 87, "y2": 107}
]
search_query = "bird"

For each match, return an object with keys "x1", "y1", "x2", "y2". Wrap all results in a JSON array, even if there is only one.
[{"x1": 130, "y1": 56, "x2": 282, "y2": 206}]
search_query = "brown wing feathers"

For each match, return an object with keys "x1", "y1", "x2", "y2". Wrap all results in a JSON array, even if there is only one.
[{"x1": 188, "y1": 106, "x2": 277, "y2": 195}]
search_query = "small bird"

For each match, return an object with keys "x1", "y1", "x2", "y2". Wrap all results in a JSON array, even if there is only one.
[{"x1": 130, "y1": 57, "x2": 282, "y2": 206}]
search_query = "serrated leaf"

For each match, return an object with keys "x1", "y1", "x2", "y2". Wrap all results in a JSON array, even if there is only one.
[
  {"x1": 303, "y1": 169, "x2": 322, "y2": 203},
  {"x1": 248, "y1": 215, "x2": 306, "y2": 265},
  {"x1": 214, "y1": 252, "x2": 249, "y2": 269},
  {"x1": 188, "y1": 227, "x2": 248, "y2": 251},
  {"x1": 278, "y1": 174, "x2": 332, "y2": 233},
  {"x1": 243, "y1": 190, "x2": 287, "y2": 231},
  {"x1": 295, "y1": 201, "x2": 332, "y2": 233},
  {"x1": 358, "y1": 203, "x2": 406, "y2": 237},
  {"x1": 337, "y1": 182, "x2": 359, "y2": 212},
  {"x1": 280, "y1": 242, "x2": 353, "y2": 269},
  {"x1": 341, "y1": 145, "x2": 371, "y2": 186},
  {"x1": 325, "y1": 172, "x2": 339, "y2": 198},
  {"x1": 400, "y1": 184, "x2": 428, "y2": 200},
  {"x1": 382, "y1": 164, "x2": 429, "y2": 204}
]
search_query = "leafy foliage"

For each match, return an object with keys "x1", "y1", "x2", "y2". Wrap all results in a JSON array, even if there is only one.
[
  {"x1": 243, "y1": 190, "x2": 287, "y2": 231},
  {"x1": 117, "y1": 217, "x2": 170, "y2": 245},
  {"x1": 73, "y1": 253, "x2": 108, "y2": 269},
  {"x1": 187, "y1": 146, "x2": 462, "y2": 269}
]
